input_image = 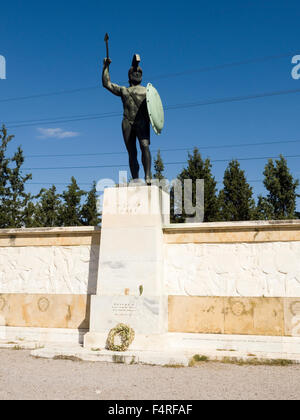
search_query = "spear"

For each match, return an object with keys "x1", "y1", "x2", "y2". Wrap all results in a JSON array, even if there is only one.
[{"x1": 104, "y1": 33, "x2": 110, "y2": 61}]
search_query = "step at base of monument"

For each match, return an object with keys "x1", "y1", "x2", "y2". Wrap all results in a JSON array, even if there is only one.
[
  {"x1": 31, "y1": 345, "x2": 190, "y2": 366},
  {"x1": 30, "y1": 344, "x2": 300, "y2": 366}
]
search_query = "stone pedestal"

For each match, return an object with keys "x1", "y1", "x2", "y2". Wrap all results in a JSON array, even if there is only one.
[{"x1": 84, "y1": 185, "x2": 170, "y2": 350}]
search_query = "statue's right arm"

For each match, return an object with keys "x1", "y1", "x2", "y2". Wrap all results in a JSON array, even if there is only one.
[{"x1": 102, "y1": 60, "x2": 122, "y2": 97}]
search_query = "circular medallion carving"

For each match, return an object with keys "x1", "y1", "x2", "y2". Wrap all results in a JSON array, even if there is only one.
[
  {"x1": 290, "y1": 301, "x2": 300, "y2": 316},
  {"x1": 231, "y1": 301, "x2": 246, "y2": 317},
  {"x1": 38, "y1": 297, "x2": 50, "y2": 312}
]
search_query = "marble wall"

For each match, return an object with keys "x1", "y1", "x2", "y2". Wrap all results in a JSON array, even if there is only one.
[
  {"x1": 164, "y1": 242, "x2": 300, "y2": 298},
  {"x1": 0, "y1": 245, "x2": 99, "y2": 295},
  {"x1": 0, "y1": 223, "x2": 300, "y2": 337}
]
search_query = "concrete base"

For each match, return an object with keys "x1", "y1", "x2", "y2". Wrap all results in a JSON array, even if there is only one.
[
  {"x1": 84, "y1": 185, "x2": 170, "y2": 351},
  {"x1": 84, "y1": 332, "x2": 170, "y2": 352}
]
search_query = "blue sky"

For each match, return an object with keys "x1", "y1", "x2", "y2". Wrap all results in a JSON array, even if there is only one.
[{"x1": 0, "y1": 0, "x2": 299, "y2": 208}]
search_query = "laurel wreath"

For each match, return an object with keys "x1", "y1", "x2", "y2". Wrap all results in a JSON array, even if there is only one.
[{"x1": 106, "y1": 323, "x2": 135, "y2": 352}]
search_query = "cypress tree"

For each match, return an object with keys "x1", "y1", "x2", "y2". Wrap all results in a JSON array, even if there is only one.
[
  {"x1": 81, "y1": 182, "x2": 101, "y2": 226},
  {"x1": 5, "y1": 146, "x2": 32, "y2": 228},
  {"x1": 0, "y1": 126, "x2": 13, "y2": 227},
  {"x1": 34, "y1": 185, "x2": 63, "y2": 227},
  {"x1": 60, "y1": 177, "x2": 86, "y2": 226},
  {"x1": 153, "y1": 149, "x2": 169, "y2": 196},
  {"x1": 23, "y1": 201, "x2": 38, "y2": 228},
  {"x1": 175, "y1": 148, "x2": 219, "y2": 222},
  {"x1": 153, "y1": 149, "x2": 165, "y2": 182},
  {"x1": 254, "y1": 195, "x2": 275, "y2": 220},
  {"x1": 261, "y1": 155, "x2": 299, "y2": 219},
  {"x1": 219, "y1": 159, "x2": 255, "y2": 221}
]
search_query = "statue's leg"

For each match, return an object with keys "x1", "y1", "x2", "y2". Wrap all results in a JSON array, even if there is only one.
[
  {"x1": 122, "y1": 119, "x2": 139, "y2": 179},
  {"x1": 140, "y1": 139, "x2": 151, "y2": 185},
  {"x1": 137, "y1": 124, "x2": 151, "y2": 185}
]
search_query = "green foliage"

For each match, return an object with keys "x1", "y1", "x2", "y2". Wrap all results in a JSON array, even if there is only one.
[
  {"x1": 254, "y1": 195, "x2": 275, "y2": 220},
  {"x1": 258, "y1": 155, "x2": 299, "y2": 220},
  {"x1": 34, "y1": 185, "x2": 63, "y2": 227},
  {"x1": 59, "y1": 177, "x2": 86, "y2": 226},
  {"x1": 81, "y1": 182, "x2": 101, "y2": 226},
  {"x1": 173, "y1": 148, "x2": 219, "y2": 223},
  {"x1": 153, "y1": 149, "x2": 165, "y2": 181},
  {"x1": 219, "y1": 160, "x2": 255, "y2": 221},
  {"x1": 22, "y1": 201, "x2": 37, "y2": 228},
  {"x1": 0, "y1": 127, "x2": 33, "y2": 228},
  {"x1": 0, "y1": 126, "x2": 14, "y2": 227},
  {"x1": 153, "y1": 149, "x2": 169, "y2": 197},
  {"x1": 7, "y1": 147, "x2": 33, "y2": 228}
]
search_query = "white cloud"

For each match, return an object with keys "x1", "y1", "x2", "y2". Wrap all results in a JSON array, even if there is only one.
[{"x1": 37, "y1": 128, "x2": 80, "y2": 139}]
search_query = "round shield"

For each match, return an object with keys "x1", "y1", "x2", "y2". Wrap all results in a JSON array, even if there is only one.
[{"x1": 146, "y1": 83, "x2": 164, "y2": 135}]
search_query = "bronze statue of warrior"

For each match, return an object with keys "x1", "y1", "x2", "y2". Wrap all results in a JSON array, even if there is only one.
[{"x1": 102, "y1": 52, "x2": 152, "y2": 185}]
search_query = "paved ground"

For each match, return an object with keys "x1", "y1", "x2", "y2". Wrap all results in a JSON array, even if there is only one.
[{"x1": 0, "y1": 349, "x2": 300, "y2": 400}]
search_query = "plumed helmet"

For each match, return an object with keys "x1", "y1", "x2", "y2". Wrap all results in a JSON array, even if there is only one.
[{"x1": 128, "y1": 54, "x2": 143, "y2": 85}]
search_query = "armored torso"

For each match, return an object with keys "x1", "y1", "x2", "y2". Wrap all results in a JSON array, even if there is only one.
[{"x1": 120, "y1": 85, "x2": 149, "y2": 126}]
